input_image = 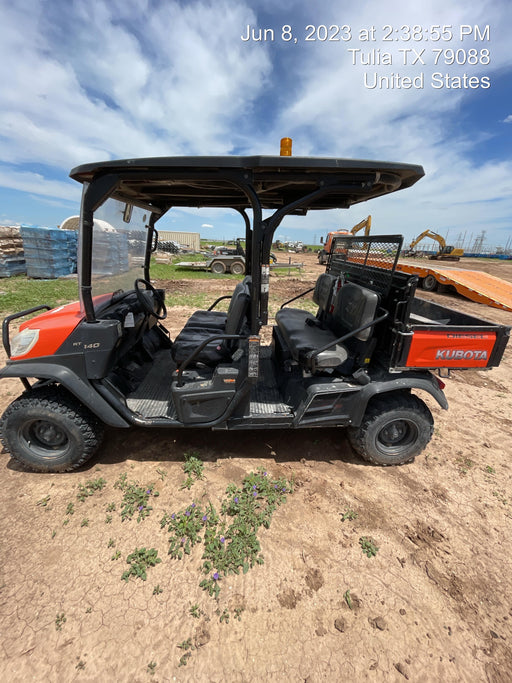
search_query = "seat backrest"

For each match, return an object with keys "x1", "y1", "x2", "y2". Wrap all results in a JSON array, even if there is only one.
[
  {"x1": 224, "y1": 278, "x2": 251, "y2": 335},
  {"x1": 312, "y1": 273, "x2": 338, "y2": 312},
  {"x1": 332, "y1": 282, "x2": 379, "y2": 341}
]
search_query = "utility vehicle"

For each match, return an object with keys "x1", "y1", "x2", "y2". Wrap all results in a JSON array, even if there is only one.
[{"x1": 0, "y1": 155, "x2": 509, "y2": 472}]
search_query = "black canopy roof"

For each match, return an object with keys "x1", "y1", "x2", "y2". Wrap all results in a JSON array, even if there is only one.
[{"x1": 70, "y1": 155, "x2": 424, "y2": 212}]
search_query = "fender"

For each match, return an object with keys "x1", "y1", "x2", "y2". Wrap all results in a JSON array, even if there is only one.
[
  {"x1": 0, "y1": 360, "x2": 129, "y2": 428},
  {"x1": 350, "y1": 371, "x2": 448, "y2": 427}
]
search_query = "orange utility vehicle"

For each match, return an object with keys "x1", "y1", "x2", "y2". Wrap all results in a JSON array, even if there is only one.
[{"x1": 0, "y1": 156, "x2": 509, "y2": 474}]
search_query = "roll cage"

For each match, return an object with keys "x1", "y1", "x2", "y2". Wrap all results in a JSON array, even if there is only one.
[{"x1": 71, "y1": 156, "x2": 424, "y2": 332}]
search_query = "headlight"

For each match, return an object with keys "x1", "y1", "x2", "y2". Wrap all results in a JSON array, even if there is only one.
[{"x1": 10, "y1": 328, "x2": 40, "y2": 357}]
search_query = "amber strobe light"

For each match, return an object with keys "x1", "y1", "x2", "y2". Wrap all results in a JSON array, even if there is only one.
[{"x1": 280, "y1": 137, "x2": 292, "y2": 156}]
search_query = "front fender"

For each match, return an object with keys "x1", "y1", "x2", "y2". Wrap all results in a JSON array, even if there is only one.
[{"x1": 0, "y1": 361, "x2": 129, "y2": 428}]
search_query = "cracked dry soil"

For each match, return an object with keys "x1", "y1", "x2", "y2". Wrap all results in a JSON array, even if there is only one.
[{"x1": 0, "y1": 253, "x2": 511, "y2": 682}]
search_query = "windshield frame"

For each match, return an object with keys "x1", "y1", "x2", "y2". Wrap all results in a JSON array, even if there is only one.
[{"x1": 79, "y1": 176, "x2": 161, "y2": 321}]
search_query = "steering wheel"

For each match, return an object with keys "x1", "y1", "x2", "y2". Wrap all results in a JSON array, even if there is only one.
[{"x1": 134, "y1": 278, "x2": 167, "y2": 320}]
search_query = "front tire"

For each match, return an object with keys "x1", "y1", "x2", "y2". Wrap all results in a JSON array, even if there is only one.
[
  {"x1": 348, "y1": 393, "x2": 433, "y2": 466},
  {"x1": 210, "y1": 260, "x2": 226, "y2": 274},
  {"x1": 421, "y1": 275, "x2": 437, "y2": 291},
  {"x1": 1, "y1": 386, "x2": 104, "y2": 472}
]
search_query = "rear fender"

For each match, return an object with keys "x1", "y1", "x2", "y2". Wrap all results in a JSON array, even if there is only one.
[
  {"x1": 351, "y1": 372, "x2": 448, "y2": 427},
  {"x1": 0, "y1": 361, "x2": 129, "y2": 428}
]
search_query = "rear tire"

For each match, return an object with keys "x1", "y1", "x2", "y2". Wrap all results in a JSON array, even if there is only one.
[
  {"x1": 211, "y1": 260, "x2": 226, "y2": 274},
  {"x1": 348, "y1": 393, "x2": 433, "y2": 466},
  {"x1": 0, "y1": 386, "x2": 104, "y2": 472},
  {"x1": 230, "y1": 261, "x2": 245, "y2": 275}
]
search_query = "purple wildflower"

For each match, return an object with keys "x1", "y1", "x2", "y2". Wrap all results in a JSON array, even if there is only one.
[
  {"x1": 213, "y1": 572, "x2": 219, "y2": 580},
  {"x1": 146, "y1": 489, "x2": 151, "y2": 495},
  {"x1": 263, "y1": 471, "x2": 267, "y2": 476},
  {"x1": 191, "y1": 503, "x2": 196, "y2": 508},
  {"x1": 274, "y1": 484, "x2": 278, "y2": 489},
  {"x1": 282, "y1": 487, "x2": 287, "y2": 492},
  {"x1": 171, "y1": 513, "x2": 176, "y2": 520},
  {"x1": 138, "y1": 505, "x2": 144, "y2": 511},
  {"x1": 253, "y1": 491, "x2": 257, "y2": 497},
  {"x1": 252, "y1": 485, "x2": 257, "y2": 490},
  {"x1": 202, "y1": 515, "x2": 208, "y2": 522},
  {"x1": 181, "y1": 537, "x2": 185, "y2": 544},
  {"x1": 220, "y1": 536, "x2": 225, "y2": 544},
  {"x1": 234, "y1": 497, "x2": 239, "y2": 504},
  {"x1": 185, "y1": 510, "x2": 191, "y2": 517}
]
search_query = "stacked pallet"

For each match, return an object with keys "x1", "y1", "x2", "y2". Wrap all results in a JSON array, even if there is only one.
[
  {"x1": 20, "y1": 226, "x2": 78, "y2": 279},
  {"x1": 0, "y1": 226, "x2": 26, "y2": 277},
  {"x1": 92, "y1": 231, "x2": 129, "y2": 275}
]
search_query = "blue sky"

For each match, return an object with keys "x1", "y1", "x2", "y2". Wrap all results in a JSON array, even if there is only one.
[{"x1": 1, "y1": 0, "x2": 511, "y2": 250}]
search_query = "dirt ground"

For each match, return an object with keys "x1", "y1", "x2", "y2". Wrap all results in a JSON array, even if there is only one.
[{"x1": 1, "y1": 252, "x2": 511, "y2": 682}]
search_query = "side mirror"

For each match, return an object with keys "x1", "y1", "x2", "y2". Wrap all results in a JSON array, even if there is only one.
[
  {"x1": 123, "y1": 204, "x2": 133, "y2": 223},
  {"x1": 152, "y1": 228, "x2": 159, "y2": 252}
]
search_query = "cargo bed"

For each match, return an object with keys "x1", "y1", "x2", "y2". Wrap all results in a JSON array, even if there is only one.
[{"x1": 390, "y1": 297, "x2": 510, "y2": 371}]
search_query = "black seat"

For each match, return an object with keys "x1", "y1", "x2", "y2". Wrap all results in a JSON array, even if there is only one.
[
  {"x1": 181, "y1": 277, "x2": 251, "y2": 330},
  {"x1": 275, "y1": 282, "x2": 379, "y2": 370},
  {"x1": 172, "y1": 280, "x2": 251, "y2": 366},
  {"x1": 275, "y1": 272, "x2": 338, "y2": 332}
]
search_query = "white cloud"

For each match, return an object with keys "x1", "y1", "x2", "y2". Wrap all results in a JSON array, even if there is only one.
[
  {"x1": 0, "y1": 0, "x2": 511, "y2": 246},
  {"x1": 201, "y1": 223, "x2": 214, "y2": 229},
  {"x1": 0, "y1": 167, "x2": 80, "y2": 202}
]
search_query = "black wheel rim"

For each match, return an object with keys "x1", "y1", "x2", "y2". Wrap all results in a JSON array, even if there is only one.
[
  {"x1": 376, "y1": 418, "x2": 418, "y2": 456},
  {"x1": 20, "y1": 419, "x2": 70, "y2": 458}
]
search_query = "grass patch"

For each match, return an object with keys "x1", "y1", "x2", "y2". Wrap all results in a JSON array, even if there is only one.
[{"x1": 0, "y1": 276, "x2": 78, "y2": 314}]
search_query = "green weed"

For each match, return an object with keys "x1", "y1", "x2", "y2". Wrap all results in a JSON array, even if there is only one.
[
  {"x1": 181, "y1": 451, "x2": 204, "y2": 490},
  {"x1": 116, "y1": 476, "x2": 159, "y2": 522},
  {"x1": 77, "y1": 478, "x2": 106, "y2": 502},
  {"x1": 359, "y1": 536, "x2": 379, "y2": 558},
  {"x1": 81, "y1": 518, "x2": 89, "y2": 528},
  {"x1": 147, "y1": 661, "x2": 157, "y2": 675},
  {"x1": 55, "y1": 613, "x2": 66, "y2": 631},
  {"x1": 66, "y1": 502, "x2": 75, "y2": 516},
  {"x1": 122, "y1": 547, "x2": 162, "y2": 582},
  {"x1": 341, "y1": 508, "x2": 358, "y2": 522},
  {"x1": 161, "y1": 468, "x2": 293, "y2": 599},
  {"x1": 153, "y1": 584, "x2": 163, "y2": 595},
  {"x1": 456, "y1": 457, "x2": 474, "y2": 475},
  {"x1": 344, "y1": 589, "x2": 353, "y2": 609},
  {"x1": 36, "y1": 495, "x2": 51, "y2": 508},
  {"x1": 189, "y1": 604, "x2": 201, "y2": 618}
]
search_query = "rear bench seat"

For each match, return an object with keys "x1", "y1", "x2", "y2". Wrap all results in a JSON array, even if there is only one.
[
  {"x1": 275, "y1": 273, "x2": 338, "y2": 331},
  {"x1": 275, "y1": 281, "x2": 380, "y2": 370}
]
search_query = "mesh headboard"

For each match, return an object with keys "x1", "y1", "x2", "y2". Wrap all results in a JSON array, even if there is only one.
[{"x1": 326, "y1": 234, "x2": 403, "y2": 299}]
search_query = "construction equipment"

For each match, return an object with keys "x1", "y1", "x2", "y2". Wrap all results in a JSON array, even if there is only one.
[
  {"x1": 0, "y1": 155, "x2": 509, "y2": 474},
  {"x1": 406, "y1": 230, "x2": 464, "y2": 261},
  {"x1": 318, "y1": 216, "x2": 371, "y2": 264}
]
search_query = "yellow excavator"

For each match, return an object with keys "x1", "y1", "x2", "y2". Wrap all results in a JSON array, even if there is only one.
[
  {"x1": 406, "y1": 230, "x2": 464, "y2": 261},
  {"x1": 318, "y1": 215, "x2": 372, "y2": 264}
]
